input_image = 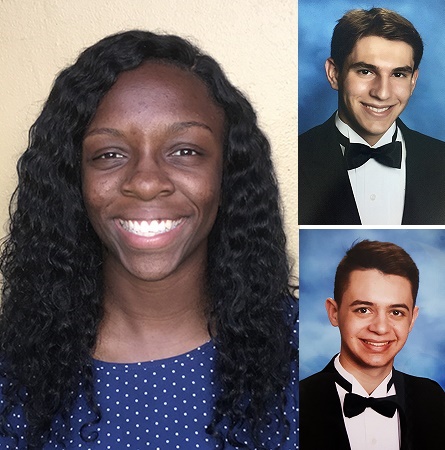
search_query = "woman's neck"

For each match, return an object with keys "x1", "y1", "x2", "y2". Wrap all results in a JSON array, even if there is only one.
[{"x1": 94, "y1": 258, "x2": 210, "y2": 363}]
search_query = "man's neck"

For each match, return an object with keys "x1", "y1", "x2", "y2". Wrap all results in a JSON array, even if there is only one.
[
  {"x1": 335, "y1": 112, "x2": 397, "y2": 147},
  {"x1": 337, "y1": 353, "x2": 393, "y2": 395}
]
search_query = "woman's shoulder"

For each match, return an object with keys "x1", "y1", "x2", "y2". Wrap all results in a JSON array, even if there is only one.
[{"x1": 0, "y1": 375, "x2": 28, "y2": 448}]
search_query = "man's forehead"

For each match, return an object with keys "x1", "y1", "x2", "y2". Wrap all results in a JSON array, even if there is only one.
[
  {"x1": 346, "y1": 35, "x2": 415, "y2": 68},
  {"x1": 342, "y1": 269, "x2": 415, "y2": 309}
]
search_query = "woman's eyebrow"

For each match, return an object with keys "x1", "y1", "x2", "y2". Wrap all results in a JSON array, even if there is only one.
[
  {"x1": 84, "y1": 127, "x2": 125, "y2": 139},
  {"x1": 84, "y1": 121, "x2": 214, "y2": 139}
]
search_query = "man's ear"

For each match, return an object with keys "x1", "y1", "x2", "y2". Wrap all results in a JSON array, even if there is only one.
[
  {"x1": 325, "y1": 58, "x2": 340, "y2": 91},
  {"x1": 409, "y1": 305, "x2": 419, "y2": 332},
  {"x1": 410, "y1": 68, "x2": 419, "y2": 95},
  {"x1": 325, "y1": 297, "x2": 340, "y2": 327}
]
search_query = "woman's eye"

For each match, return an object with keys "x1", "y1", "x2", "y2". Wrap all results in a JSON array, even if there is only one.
[
  {"x1": 172, "y1": 148, "x2": 198, "y2": 156},
  {"x1": 95, "y1": 152, "x2": 124, "y2": 160}
]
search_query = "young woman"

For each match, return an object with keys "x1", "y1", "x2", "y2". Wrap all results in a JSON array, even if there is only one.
[{"x1": 0, "y1": 30, "x2": 297, "y2": 449}]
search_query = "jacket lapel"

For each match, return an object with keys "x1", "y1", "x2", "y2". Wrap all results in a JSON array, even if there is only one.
[
  {"x1": 393, "y1": 369, "x2": 412, "y2": 450},
  {"x1": 400, "y1": 120, "x2": 422, "y2": 225},
  {"x1": 300, "y1": 114, "x2": 361, "y2": 224},
  {"x1": 321, "y1": 357, "x2": 352, "y2": 449},
  {"x1": 399, "y1": 119, "x2": 445, "y2": 224}
]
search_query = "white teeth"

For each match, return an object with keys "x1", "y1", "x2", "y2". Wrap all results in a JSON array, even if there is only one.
[
  {"x1": 366, "y1": 105, "x2": 390, "y2": 113},
  {"x1": 120, "y1": 219, "x2": 181, "y2": 236},
  {"x1": 364, "y1": 340, "x2": 389, "y2": 347}
]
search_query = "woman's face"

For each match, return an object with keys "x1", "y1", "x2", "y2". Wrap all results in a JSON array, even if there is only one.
[{"x1": 82, "y1": 62, "x2": 225, "y2": 283}]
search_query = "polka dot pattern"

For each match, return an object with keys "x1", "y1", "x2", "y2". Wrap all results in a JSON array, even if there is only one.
[{"x1": 0, "y1": 309, "x2": 297, "y2": 449}]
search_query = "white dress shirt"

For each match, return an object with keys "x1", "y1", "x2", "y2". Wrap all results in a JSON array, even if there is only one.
[
  {"x1": 336, "y1": 114, "x2": 406, "y2": 225},
  {"x1": 334, "y1": 355, "x2": 400, "y2": 450}
]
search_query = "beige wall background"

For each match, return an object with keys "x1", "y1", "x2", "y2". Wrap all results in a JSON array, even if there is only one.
[{"x1": 0, "y1": 0, "x2": 298, "y2": 269}]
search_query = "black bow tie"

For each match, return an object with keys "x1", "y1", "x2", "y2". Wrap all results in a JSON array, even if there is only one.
[
  {"x1": 337, "y1": 128, "x2": 402, "y2": 170},
  {"x1": 334, "y1": 367, "x2": 398, "y2": 418},
  {"x1": 344, "y1": 392, "x2": 399, "y2": 418}
]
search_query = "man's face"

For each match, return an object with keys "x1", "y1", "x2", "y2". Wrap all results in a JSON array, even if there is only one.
[
  {"x1": 325, "y1": 35, "x2": 419, "y2": 146},
  {"x1": 326, "y1": 269, "x2": 418, "y2": 378}
]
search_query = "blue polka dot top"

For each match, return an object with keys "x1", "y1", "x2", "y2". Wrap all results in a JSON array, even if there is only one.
[{"x1": 0, "y1": 316, "x2": 297, "y2": 449}]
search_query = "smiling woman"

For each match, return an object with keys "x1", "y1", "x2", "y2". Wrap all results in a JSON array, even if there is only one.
[
  {"x1": 0, "y1": 31, "x2": 297, "y2": 449},
  {"x1": 82, "y1": 63, "x2": 224, "y2": 288}
]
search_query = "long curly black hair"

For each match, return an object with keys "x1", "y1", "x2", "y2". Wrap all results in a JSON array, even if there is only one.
[{"x1": 0, "y1": 30, "x2": 296, "y2": 449}]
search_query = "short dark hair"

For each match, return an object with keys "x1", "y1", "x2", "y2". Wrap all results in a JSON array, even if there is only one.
[
  {"x1": 331, "y1": 7, "x2": 424, "y2": 72},
  {"x1": 334, "y1": 240, "x2": 419, "y2": 306}
]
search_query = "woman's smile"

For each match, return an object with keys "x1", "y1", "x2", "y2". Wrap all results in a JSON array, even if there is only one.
[
  {"x1": 82, "y1": 61, "x2": 225, "y2": 282},
  {"x1": 119, "y1": 218, "x2": 185, "y2": 237}
]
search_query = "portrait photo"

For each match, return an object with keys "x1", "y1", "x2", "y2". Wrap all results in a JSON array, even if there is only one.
[
  {"x1": 299, "y1": 227, "x2": 445, "y2": 389},
  {"x1": 0, "y1": 2, "x2": 297, "y2": 448},
  {"x1": 298, "y1": 1, "x2": 445, "y2": 225},
  {"x1": 299, "y1": 0, "x2": 445, "y2": 140}
]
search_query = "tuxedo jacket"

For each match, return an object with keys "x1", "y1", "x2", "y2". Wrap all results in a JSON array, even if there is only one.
[
  {"x1": 300, "y1": 357, "x2": 445, "y2": 450},
  {"x1": 299, "y1": 114, "x2": 445, "y2": 224}
]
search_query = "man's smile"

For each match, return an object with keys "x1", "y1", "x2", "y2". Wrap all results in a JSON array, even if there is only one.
[
  {"x1": 362, "y1": 103, "x2": 393, "y2": 114},
  {"x1": 361, "y1": 339, "x2": 392, "y2": 348}
]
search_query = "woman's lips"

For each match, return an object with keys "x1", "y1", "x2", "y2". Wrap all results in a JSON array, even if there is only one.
[{"x1": 119, "y1": 218, "x2": 184, "y2": 237}]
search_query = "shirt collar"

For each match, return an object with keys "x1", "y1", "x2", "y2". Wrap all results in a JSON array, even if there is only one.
[
  {"x1": 334, "y1": 354, "x2": 394, "y2": 397},
  {"x1": 335, "y1": 112, "x2": 397, "y2": 148}
]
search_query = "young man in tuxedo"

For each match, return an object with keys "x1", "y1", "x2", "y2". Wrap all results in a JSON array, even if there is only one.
[
  {"x1": 299, "y1": 8, "x2": 445, "y2": 225},
  {"x1": 300, "y1": 240, "x2": 445, "y2": 450}
]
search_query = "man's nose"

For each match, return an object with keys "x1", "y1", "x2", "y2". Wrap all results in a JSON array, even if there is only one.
[
  {"x1": 368, "y1": 311, "x2": 390, "y2": 334},
  {"x1": 369, "y1": 75, "x2": 391, "y2": 101}
]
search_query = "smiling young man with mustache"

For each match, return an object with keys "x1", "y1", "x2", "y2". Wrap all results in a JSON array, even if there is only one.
[
  {"x1": 300, "y1": 240, "x2": 445, "y2": 450},
  {"x1": 299, "y1": 8, "x2": 445, "y2": 225}
]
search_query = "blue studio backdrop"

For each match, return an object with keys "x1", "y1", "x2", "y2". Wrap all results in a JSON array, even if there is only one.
[
  {"x1": 299, "y1": 0, "x2": 445, "y2": 141},
  {"x1": 299, "y1": 228, "x2": 445, "y2": 390}
]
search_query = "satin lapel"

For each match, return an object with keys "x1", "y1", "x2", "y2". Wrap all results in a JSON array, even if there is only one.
[
  {"x1": 299, "y1": 114, "x2": 361, "y2": 224},
  {"x1": 321, "y1": 358, "x2": 352, "y2": 449},
  {"x1": 400, "y1": 120, "x2": 421, "y2": 225},
  {"x1": 398, "y1": 119, "x2": 445, "y2": 224},
  {"x1": 316, "y1": 117, "x2": 361, "y2": 224},
  {"x1": 393, "y1": 370, "x2": 412, "y2": 450}
]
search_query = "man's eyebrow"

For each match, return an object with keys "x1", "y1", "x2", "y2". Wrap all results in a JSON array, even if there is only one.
[
  {"x1": 388, "y1": 303, "x2": 410, "y2": 311},
  {"x1": 349, "y1": 300, "x2": 411, "y2": 311},
  {"x1": 349, "y1": 62, "x2": 378, "y2": 71},
  {"x1": 348, "y1": 62, "x2": 414, "y2": 74},
  {"x1": 84, "y1": 121, "x2": 213, "y2": 139},
  {"x1": 349, "y1": 300, "x2": 374, "y2": 307},
  {"x1": 392, "y1": 66, "x2": 414, "y2": 74}
]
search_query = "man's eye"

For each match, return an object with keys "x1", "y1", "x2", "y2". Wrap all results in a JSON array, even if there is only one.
[
  {"x1": 355, "y1": 307, "x2": 369, "y2": 314},
  {"x1": 392, "y1": 310, "x2": 405, "y2": 317},
  {"x1": 393, "y1": 72, "x2": 406, "y2": 78},
  {"x1": 358, "y1": 69, "x2": 372, "y2": 75}
]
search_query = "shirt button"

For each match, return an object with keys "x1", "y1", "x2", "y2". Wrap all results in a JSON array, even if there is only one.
[{"x1": 370, "y1": 194, "x2": 376, "y2": 201}]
